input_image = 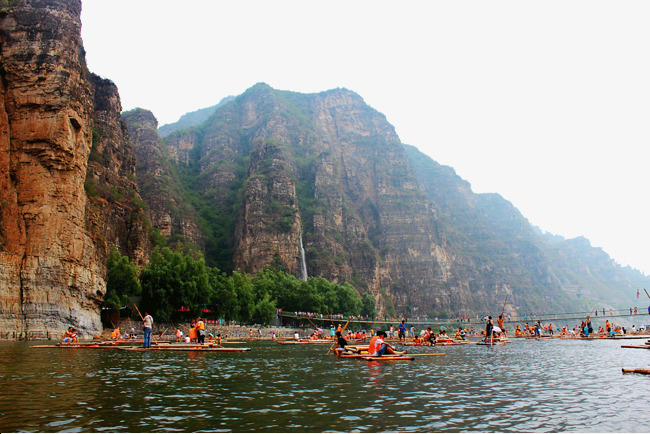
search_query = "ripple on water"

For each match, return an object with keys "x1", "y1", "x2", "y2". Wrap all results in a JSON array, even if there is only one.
[{"x1": 2, "y1": 339, "x2": 650, "y2": 432}]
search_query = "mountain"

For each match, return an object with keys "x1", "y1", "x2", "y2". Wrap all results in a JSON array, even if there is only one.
[
  {"x1": 122, "y1": 108, "x2": 203, "y2": 249},
  {"x1": 1, "y1": 1, "x2": 646, "y2": 339},
  {"x1": 404, "y1": 145, "x2": 648, "y2": 312},
  {"x1": 157, "y1": 96, "x2": 235, "y2": 138},
  {"x1": 150, "y1": 83, "x2": 650, "y2": 317}
]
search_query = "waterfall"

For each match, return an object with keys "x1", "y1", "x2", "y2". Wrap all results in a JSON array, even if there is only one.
[{"x1": 299, "y1": 230, "x2": 308, "y2": 281}]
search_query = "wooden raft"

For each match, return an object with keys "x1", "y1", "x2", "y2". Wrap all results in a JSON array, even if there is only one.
[
  {"x1": 622, "y1": 368, "x2": 650, "y2": 375},
  {"x1": 119, "y1": 346, "x2": 251, "y2": 352}
]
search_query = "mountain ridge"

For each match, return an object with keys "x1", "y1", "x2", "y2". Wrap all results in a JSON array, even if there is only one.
[{"x1": 128, "y1": 83, "x2": 649, "y2": 316}]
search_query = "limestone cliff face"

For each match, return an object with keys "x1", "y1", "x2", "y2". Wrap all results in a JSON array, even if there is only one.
[
  {"x1": 164, "y1": 84, "x2": 455, "y2": 314},
  {"x1": 0, "y1": 0, "x2": 148, "y2": 339},
  {"x1": 85, "y1": 75, "x2": 150, "y2": 268},
  {"x1": 122, "y1": 109, "x2": 203, "y2": 247}
]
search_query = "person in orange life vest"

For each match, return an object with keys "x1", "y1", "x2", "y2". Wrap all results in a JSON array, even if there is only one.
[
  {"x1": 189, "y1": 321, "x2": 197, "y2": 343},
  {"x1": 62, "y1": 327, "x2": 75, "y2": 343},
  {"x1": 373, "y1": 331, "x2": 406, "y2": 356},
  {"x1": 425, "y1": 327, "x2": 435, "y2": 346},
  {"x1": 196, "y1": 318, "x2": 206, "y2": 344}
]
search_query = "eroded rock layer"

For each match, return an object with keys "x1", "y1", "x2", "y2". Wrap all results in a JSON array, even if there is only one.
[{"x1": 0, "y1": 0, "x2": 148, "y2": 339}]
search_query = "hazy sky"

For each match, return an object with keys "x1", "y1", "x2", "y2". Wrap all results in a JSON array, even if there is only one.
[{"x1": 81, "y1": 0, "x2": 650, "y2": 275}]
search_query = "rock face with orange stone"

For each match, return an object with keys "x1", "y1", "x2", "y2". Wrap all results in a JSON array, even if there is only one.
[{"x1": 0, "y1": 0, "x2": 148, "y2": 339}]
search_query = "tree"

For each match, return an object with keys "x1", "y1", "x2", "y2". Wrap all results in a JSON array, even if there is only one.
[
  {"x1": 139, "y1": 247, "x2": 213, "y2": 322},
  {"x1": 231, "y1": 271, "x2": 254, "y2": 323},
  {"x1": 360, "y1": 293, "x2": 376, "y2": 318},
  {"x1": 208, "y1": 268, "x2": 237, "y2": 321},
  {"x1": 104, "y1": 246, "x2": 140, "y2": 310},
  {"x1": 252, "y1": 295, "x2": 277, "y2": 325},
  {"x1": 337, "y1": 283, "x2": 362, "y2": 316}
]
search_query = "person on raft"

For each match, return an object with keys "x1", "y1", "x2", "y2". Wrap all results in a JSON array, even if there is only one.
[
  {"x1": 62, "y1": 327, "x2": 78, "y2": 343},
  {"x1": 497, "y1": 314, "x2": 507, "y2": 337},
  {"x1": 485, "y1": 316, "x2": 494, "y2": 342},
  {"x1": 369, "y1": 331, "x2": 406, "y2": 356},
  {"x1": 334, "y1": 331, "x2": 348, "y2": 355},
  {"x1": 398, "y1": 320, "x2": 407, "y2": 343}
]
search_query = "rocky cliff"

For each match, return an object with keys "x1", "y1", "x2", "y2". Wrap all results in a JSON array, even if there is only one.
[
  {"x1": 0, "y1": 0, "x2": 148, "y2": 339},
  {"x1": 404, "y1": 144, "x2": 649, "y2": 311},
  {"x1": 159, "y1": 84, "x2": 650, "y2": 317},
  {"x1": 122, "y1": 108, "x2": 203, "y2": 248},
  {"x1": 162, "y1": 84, "x2": 456, "y2": 314}
]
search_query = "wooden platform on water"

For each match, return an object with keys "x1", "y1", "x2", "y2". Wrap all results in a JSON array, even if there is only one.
[
  {"x1": 621, "y1": 344, "x2": 650, "y2": 349},
  {"x1": 278, "y1": 339, "x2": 332, "y2": 345},
  {"x1": 476, "y1": 339, "x2": 512, "y2": 345},
  {"x1": 119, "y1": 346, "x2": 251, "y2": 352},
  {"x1": 340, "y1": 352, "x2": 443, "y2": 359},
  {"x1": 622, "y1": 368, "x2": 650, "y2": 375},
  {"x1": 361, "y1": 355, "x2": 414, "y2": 361},
  {"x1": 31, "y1": 344, "x2": 122, "y2": 349}
]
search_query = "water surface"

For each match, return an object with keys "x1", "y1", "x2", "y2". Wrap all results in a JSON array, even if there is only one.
[{"x1": 1, "y1": 338, "x2": 649, "y2": 432}]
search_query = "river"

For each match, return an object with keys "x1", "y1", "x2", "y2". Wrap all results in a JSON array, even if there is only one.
[{"x1": 0, "y1": 337, "x2": 648, "y2": 432}]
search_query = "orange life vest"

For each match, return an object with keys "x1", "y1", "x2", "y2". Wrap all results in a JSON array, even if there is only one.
[{"x1": 368, "y1": 336, "x2": 379, "y2": 354}]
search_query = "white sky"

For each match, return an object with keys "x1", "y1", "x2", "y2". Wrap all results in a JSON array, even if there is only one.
[{"x1": 81, "y1": 0, "x2": 650, "y2": 275}]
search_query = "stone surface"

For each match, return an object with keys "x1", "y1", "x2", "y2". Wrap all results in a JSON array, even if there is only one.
[
  {"x1": 122, "y1": 108, "x2": 203, "y2": 247},
  {"x1": 0, "y1": 0, "x2": 148, "y2": 339}
]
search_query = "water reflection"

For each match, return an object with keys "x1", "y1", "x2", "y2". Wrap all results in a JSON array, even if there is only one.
[{"x1": 0, "y1": 338, "x2": 649, "y2": 432}]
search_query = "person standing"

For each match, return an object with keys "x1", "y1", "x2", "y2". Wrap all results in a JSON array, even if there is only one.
[
  {"x1": 497, "y1": 314, "x2": 506, "y2": 337},
  {"x1": 398, "y1": 320, "x2": 407, "y2": 343},
  {"x1": 485, "y1": 316, "x2": 494, "y2": 343},
  {"x1": 143, "y1": 312, "x2": 153, "y2": 348},
  {"x1": 196, "y1": 318, "x2": 205, "y2": 344}
]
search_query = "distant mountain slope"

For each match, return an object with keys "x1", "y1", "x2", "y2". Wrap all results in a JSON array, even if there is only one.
[
  {"x1": 157, "y1": 96, "x2": 235, "y2": 138},
  {"x1": 403, "y1": 144, "x2": 648, "y2": 310}
]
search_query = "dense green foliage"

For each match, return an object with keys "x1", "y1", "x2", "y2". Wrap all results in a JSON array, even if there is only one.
[
  {"x1": 104, "y1": 247, "x2": 141, "y2": 310},
  {"x1": 126, "y1": 247, "x2": 374, "y2": 324}
]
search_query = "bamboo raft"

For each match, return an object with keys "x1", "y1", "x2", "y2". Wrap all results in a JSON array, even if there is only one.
[
  {"x1": 361, "y1": 355, "x2": 415, "y2": 361},
  {"x1": 31, "y1": 341, "x2": 251, "y2": 352},
  {"x1": 278, "y1": 339, "x2": 332, "y2": 345},
  {"x1": 435, "y1": 339, "x2": 470, "y2": 346},
  {"x1": 620, "y1": 344, "x2": 650, "y2": 349},
  {"x1": 119, "y1": 346, "x2": 251, "y2": 352},
  {"x1": 476, "y1": 339, "x2": 512, "y2": 345},
  {"x1": 340, "y1": 353, "x2": 444, "y2": 359},
  {"x1": 622, "y1": 368, "x2": 650, "y2": 375},
  {"x1": 31, "y1": 343, "x2": 123, "y2": 349}
]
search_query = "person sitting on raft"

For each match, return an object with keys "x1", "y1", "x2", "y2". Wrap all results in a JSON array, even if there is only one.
[
  {"x1": 62, "y1": 327, "x2": 76, "y2": 343},
  {"x1": 369, "y1": 331, "x2": 406, "y2": 357},
  {"x1": 515, "y1": 325, "x2": 523, "y2": 336},
  {"x1": 334, "y1": 331, "x2": 348, "y2": 356}
]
